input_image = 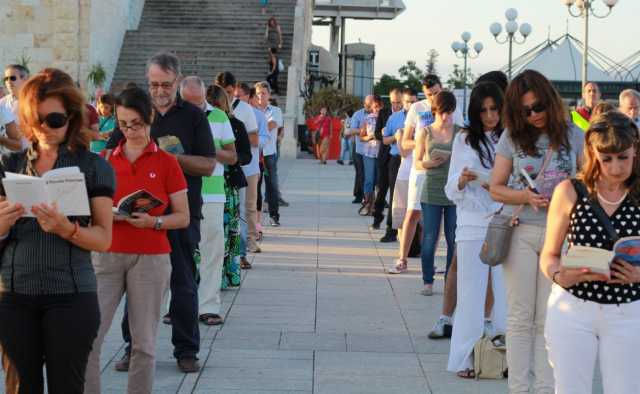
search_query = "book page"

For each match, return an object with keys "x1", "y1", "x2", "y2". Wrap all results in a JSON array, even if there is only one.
[
  {"x1": 45, "y1": 173, "x2": 90, "y2": 216},
  {"x1": 430, "y1": 148, "x2": 451, "y2": 161},
  {"x1": 563, "y1": 245, "x2": 612, "y2": 275},
  {"x1": 469, "y1": 169, "x2": 491, "y2": 187},
  {"x1": 1, "y1": 176, "x2": 47, "y2": 217}
]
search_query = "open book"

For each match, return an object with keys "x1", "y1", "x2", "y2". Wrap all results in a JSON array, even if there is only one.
[
  {"x1": 430, "y1": 148, "x2": 451, "y2": 162},
  {"x1": 563, "y1": 236, "x2": 640, "y2": 275},
  {"x1": 469, "y1": 168, "x2": 492, "y2": 187},
  {"x1": 113, "y1": 189, "x2": 164, "y2": 217},
  {"x1": 1, "y1": 166, "x2": 90, "y2": 217}
]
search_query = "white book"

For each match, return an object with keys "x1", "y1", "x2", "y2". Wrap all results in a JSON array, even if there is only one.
[
  {"x1": 469, "y1": 168, "x2": 492, "y2": 187},
  {"x1": 2, "y1": 166, "x2": 90, "y2": 217}
]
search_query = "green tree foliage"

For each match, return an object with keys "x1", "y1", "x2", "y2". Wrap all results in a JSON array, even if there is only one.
[
  {"x1": 446, "y1": 64, "x2": 475, "y2": 90},
  {"x1": 425, "y1": 49, "x2": 439, "y2": 76},
  {"x1": 373, "y1": 74, "x2": 404, "y2": 96},
  {"x1": 398, "y1": 60, "x2": 425, "y2": 92},
  {"x1": 304, "y1": 88, "x2": 362, "y2": 117}
]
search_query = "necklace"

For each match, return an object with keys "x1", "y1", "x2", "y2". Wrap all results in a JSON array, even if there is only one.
[{"x1": 597, "y1": 191, "x2": 628, "y2": 205}]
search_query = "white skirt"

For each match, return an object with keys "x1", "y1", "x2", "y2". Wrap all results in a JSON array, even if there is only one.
[
  {"x1": 406, "y1": 169, "x2": 426, "y2": 211},
  {"x1": 391, "y1": 179, "x2": 409, "y2": 229}
]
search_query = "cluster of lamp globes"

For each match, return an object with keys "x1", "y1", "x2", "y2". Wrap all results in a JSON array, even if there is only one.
[{"x1": 562, "y1": 0, "x2": 618, "y2": 10}]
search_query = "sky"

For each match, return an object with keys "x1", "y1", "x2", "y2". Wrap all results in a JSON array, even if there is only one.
[{"x1": 311, "y1": 0, "x2": 640, "y2": 83}]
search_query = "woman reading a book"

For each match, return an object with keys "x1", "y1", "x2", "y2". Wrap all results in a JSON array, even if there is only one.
[
  {"x1": 84, "y1": 87, "x2": 190, "y2": 394},
  {"x1": 0, "y1": 68, "x2": 115, "y2": 393},
  {"x1": 489, "y1": 70, "x2": 584, "y2": 393},
  {"x1": 444, "y1": 82, "x2": 507, "y2": 379},
  {"x1": 541, "y1": 110, "x2": 640, "y2": 393}
]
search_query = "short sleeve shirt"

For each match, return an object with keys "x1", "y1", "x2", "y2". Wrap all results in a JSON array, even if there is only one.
[
  {"x1": 384, "y1": 110, "x2": 406, "y2": 156},
  {"x1": 202, "y1": 108, "x2": 235, "y2": 203},
  {"x1": 108, "y1": 141, "x2": 187, "y2": 254},
  {"x1": 0, "y1": 146, "x2": 115, "y2": 295},
  {"x1": 361, "y1": 113, "x2": 380, "y2": 158},
  {"x1": 260, "y1": 105, "x2": 283, "y2": 157},
  {"x1": 495, "y1": 124, "x2": 584, "y2": 226},
  {"x1": 350, "y1": 109, "x2": 367, "y2": 154},
  {"x1": 232, "y1": 99, "x2": 260, "y2": 177},
  {"x1": 151, "y1": 99, "x2": 216, "y2": 220},
  {"x1": 0, "y1": 105, "x2": 16, "y2": 155}
]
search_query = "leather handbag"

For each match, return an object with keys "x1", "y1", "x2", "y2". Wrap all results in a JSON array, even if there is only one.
[{"x1": 473, "y1": 335, "x2": 508, "y2": 379}]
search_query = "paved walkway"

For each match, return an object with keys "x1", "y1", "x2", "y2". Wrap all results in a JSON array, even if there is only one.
[{"x1": 2, "y1": 159, "x2": 516, "y2": 393}]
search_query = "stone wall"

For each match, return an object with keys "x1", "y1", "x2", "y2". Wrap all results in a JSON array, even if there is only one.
[{"x1": 0, "y1": 0, "x2": 144, "y2": 92}]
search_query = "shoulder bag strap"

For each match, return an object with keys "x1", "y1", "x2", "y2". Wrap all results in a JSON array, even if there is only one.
[{"x1": 510, "y1": 148, "x2": 554, "y2": 221}]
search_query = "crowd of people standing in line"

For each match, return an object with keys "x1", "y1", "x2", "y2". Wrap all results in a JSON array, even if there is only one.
[
  {"x1": 345, "y1": 71, "x2": 640, "y2": 392},
  {"x1": 0, "y1": 47, "x2": 289, "y2": 393}
]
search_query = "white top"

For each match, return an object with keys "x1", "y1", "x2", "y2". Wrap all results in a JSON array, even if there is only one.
[
  {"x1": 445, "y1": 131, "x2": 501, "y2": 241},
  {"x1": 0, "y1": 95, "x2": 18, "y2": 122},
  {"x1": 259, "y1": 104, "x2": 283, "y2": 157},
  {"x1": 405, "y1": 98, "x2": 465, "y2": 131},
  {"x1": 0, "y1": 104, "x2": 17, "y2": 155},
  {"x1": 397, "y1": 151, "x2": 413, "y2": 181},
  {"x1": 232, "y1": 98, "x2": 260, "y2": 177}
]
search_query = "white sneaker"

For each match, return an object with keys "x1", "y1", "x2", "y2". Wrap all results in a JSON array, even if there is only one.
[
  {"x1": 483, "y1": 320, "x2": 494, "y2": 337},
  {"x1": 427, "y1": 317, "x2": 452, "y2": 339}
]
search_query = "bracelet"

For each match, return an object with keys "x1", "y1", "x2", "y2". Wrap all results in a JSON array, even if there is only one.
[
  {"x1": 552, "y1": 270, "x2": 561, "y2": 285},
  {"x1": 65, "y1": 221, "x2": 80, "y2": 240}
]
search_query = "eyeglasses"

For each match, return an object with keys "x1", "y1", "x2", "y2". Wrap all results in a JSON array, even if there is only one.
[
  {"x1": 3, "y1": 75, "x2": 18, "y2": 83},
  {"x1": 149, "y1": 79, "x2": 176, "y2": 91},
  {"x1": 38, "y1": 112, "x2": 68, "y2": 129},
  {"x1": 523, "y1": 102, "x2": 546, "y2": 117},
  {"x1": 118, "y1": 120, "x2": 145, "y2": 132}
]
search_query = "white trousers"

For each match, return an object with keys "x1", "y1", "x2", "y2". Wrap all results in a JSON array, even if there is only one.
[
  {"x1": 545, "y1": 284, "x2": 640, "y2": 394},
  {"x1": 198, "y1": 202, "x2": 225, "y2": 315},
  {"x1": 447, "y1": 239, "x2": 507, "y2": 372},
  {"x1": 502, "y1": 224, "x2": 553, "y2": 394}
]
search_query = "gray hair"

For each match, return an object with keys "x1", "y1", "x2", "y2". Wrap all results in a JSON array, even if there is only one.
[
  {"x1": 179, "y1": 76, "x2": 206, "y2": 98},
  {"x1": 254, "y1": 81, "x2": 271, "y2": 94},
  {"x1": 146, "y1": 52, "x2": 181, "y2": 77},
  {"x1": 619, "y1": 89, "x2": 640, "y2": 104}
]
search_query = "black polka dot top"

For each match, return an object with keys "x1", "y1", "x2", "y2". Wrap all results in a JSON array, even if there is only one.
[{"x1": 567, "y1": 182, "x2": 640, "y2": 304}]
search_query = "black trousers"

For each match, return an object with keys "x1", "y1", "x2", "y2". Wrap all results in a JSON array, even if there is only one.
[
  {"x1": 353, "y1": 153, "x2": 364, "y2": 199},
  {"x1": 373, "y1": 154, "x2": 391, "y2": 224},
  {"x1": 0, "y1": 292, "x2": 100, "y2": 394},
  {"x1": 121, "y1": 220, "x2": 201, "y2": 360},
  {"x1": 385, "y1": 155, "x2": 402, "y2": 229}
]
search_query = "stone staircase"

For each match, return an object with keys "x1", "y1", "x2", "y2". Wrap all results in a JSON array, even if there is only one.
[{"x1": 111, "y1": 0, "x2": 296, "y2": 99}]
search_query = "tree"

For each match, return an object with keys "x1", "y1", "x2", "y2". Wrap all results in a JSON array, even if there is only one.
[
  {"x1": 425, "y1": 49, "x2": 439, "y2": 76},
  {"x1": 303, "y1": 88, "x2": 361, "y2": 118},
  {"x1": 398, "y1": 60, "x2": 425, "y2": 92},
  {"x1": 446, "y1": 64, "x2": 475, "y2": 90},
  {"x1": 373, "y1": 73, "x2": 404, "y2": 96}
]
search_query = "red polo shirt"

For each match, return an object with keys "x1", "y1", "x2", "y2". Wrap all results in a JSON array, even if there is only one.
[{"x1": 107, "y1": 140, "x2": 187, "y2": 254}]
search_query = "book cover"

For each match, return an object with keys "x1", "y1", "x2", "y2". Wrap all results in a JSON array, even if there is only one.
[
  {"x1": 113, "y1": 189, "x2": 164, "y2": 217},
  {"x1": 563, "y1": 236, "x2": 640, "y2": 275},
  {"x1": 157, "y1": 135, "x2": 184, "y2": 155}
]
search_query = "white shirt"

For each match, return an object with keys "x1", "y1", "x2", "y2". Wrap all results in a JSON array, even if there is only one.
[
  {"x1": 404, "y1": 99, "x2": 465, "y2": 131},
  {"x1": 0, "y1": 95, "x2": 19, "y2": 123},
  {"x1": 444, "y1": 131, "x2": 502, "y2": 241},
  {"x1": 259, "y1": 104, "x2": 283, "y2": 157},
  {"x1": 231, "y1": 98, "x2": 260, "y2": 177},
  {"x1": 0, "y1": 104, "x2": 17, "y2": 155}
]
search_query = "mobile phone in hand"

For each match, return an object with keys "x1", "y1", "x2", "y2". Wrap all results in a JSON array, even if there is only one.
[{"x1": 520, "y1": 168, "x2": 539, "y2": 194}]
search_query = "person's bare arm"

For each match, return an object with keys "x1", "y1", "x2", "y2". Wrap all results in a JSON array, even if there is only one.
[
  {"x1": 489, "y1": 154, "x2": 548, "y2": 209},
  {"x1": 125, "y1": 191, "x2": 190, "y2": 231},
  {"x1": 248, "y1": 130, "x2": 259, "y2": 147},
  {"x1": 215, "y1": 142, "x2": 237, "y2": 165},
  {"x1": 175, "y1": 155, "x2": 217, "y2": 177},
  {"x1": 0, "y1": 122, "x2": 23, "y2": 151},
  {"x1": 402, "y1": 124, "x2": 416, "y2": 151}
]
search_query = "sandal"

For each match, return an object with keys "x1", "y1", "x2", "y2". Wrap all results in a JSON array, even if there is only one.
[
  {"x1": 162, "y1": 314, "x2": 171, "y2": 325},
  {"x1": 457, "y1": 369, "x2": 475, "y2": 379},
  {"x1": 199, "y1": 313, "x2": 224, "y2": 326},
  {"x1": 388, "y1": 259, "x2": 408, "y2": 274}
]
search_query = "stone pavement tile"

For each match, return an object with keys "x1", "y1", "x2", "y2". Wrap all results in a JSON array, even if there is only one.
[
  {"x1": 413, "y1": 335, "x2": 452, "y2": 355},
  {"x1": 314, "y1": 375, "x2": 430, "y2": 394},
  {"x1": 314, "y1": 351, "x2": 423, "y2": 377},
  {"x1": 233, "y1": 289, "x2": 315, "y2": 307},
  {"x1": 425, "y1": 371, "x2": 506, "y2": 394},
  {"x1": 212, "y1": 329, "x2": 282, "y2": 350},
  {"x1": 346, "y1": 333, "x2": 415, "y2": 353},
  {"x1": 279, "y1": 331, "x2": 347, "y2": 351}
]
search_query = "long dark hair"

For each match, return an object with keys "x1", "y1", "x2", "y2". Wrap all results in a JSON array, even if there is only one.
[
  {"x1": 465, "y1": 82, "x2": 504, "y2": 169},
  {"x1": 503, "y1": 69, "x2": 569, "y2": 156}
]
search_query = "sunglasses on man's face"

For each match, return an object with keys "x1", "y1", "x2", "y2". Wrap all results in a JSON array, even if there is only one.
[
  {"x1": 523, "y1": 102, "x2": 546, "y2": 117},
  {"x1": 38, "y1": 112, "x2": 69, "y2": 129},
  {"x1": 3, "y1": 76, "x2": 18, "y2": 83}
]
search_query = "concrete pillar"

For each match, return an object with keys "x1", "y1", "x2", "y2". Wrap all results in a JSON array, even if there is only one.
[
  {"x1": 329, "y1": 17, "x2": 341, "y2": 58},
  {"x1": 282, "y1": 0, "x2": 313, "y2": 159}
]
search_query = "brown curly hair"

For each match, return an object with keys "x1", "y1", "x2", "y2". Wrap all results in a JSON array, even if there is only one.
[
  {"x1": 503, "y1": 70, "x2": 570, "y2": 156},
  {"x1": 18, "y1": 68, "x2": 90, "y2": 151}
]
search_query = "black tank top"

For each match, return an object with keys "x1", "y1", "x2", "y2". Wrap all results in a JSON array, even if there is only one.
[{"x1": 566, "y1": 180, "x2": 640, "y2": 304}]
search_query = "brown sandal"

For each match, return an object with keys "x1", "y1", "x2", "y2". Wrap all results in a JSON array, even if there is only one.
[
  {"x1": 199, "y1": 314, "x2": 224, "y2": 326},
  {"x1": 457, "y1": 369, "x2": 475, "y2": 379}
]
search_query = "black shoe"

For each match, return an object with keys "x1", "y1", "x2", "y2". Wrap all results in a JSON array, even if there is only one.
[
  {"x1": 352, "y1": 197, "x2": 363, "y2": 204},
  {"x1": 270, "y1": 216, "x2": 281, "y2": 227},
  {"x1": 370, "y1": 220, "x2": 381, "y2": 230},
  {"x1": 177, "y1": 358, "x2": 201, "y2": 373},
  {"x1": 380, "y1": 230, "x2": 397, "y2": 243},
  {"x1": 348, "y1": 161, "x2": 354, "y2": 165},
  {"x1": 278, "y1": 197, "x2": 290, "y2": 207},
  {"x1": 337, "y1": 160, "x2": 344, "y2": 165},
  {"x1": 114, "y1": 352, "x2": 130, "y2": 372}
]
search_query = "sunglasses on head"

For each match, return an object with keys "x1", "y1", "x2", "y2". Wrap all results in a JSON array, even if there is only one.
[
  {"x1": 3, "y1": 76, "x2": 18, "y2": 82},
  {"x1": 523, "y1": 102, "x2": 546, "y2": 117},
  {"x1": 39, "y1": 112, "x2": 69, "y2": 129}
]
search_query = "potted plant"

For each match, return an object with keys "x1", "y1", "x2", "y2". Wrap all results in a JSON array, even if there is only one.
[{"x1": 87, "y1": 63, "x2": 107, "y2": 97}]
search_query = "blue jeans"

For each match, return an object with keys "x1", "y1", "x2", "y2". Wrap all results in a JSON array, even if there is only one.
[
  {"x1": 362, "y1": 155, "x2": 377, "y2": 194},
  {"x1": 340, "y1": 138, "x2": 352, "y2": 162},
  {"x1": 420, "y1": 203, "x2": 456, "y2": 285}
]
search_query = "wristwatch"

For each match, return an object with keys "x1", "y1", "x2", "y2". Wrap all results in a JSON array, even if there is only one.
[{"x1": 154, "y1": 217, "x2": 163, "y2": 230}]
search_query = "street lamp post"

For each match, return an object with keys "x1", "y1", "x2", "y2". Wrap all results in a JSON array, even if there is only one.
[
  {"x1": 490, "y1": 8, "x2": 532, "y2": 80},
  {"x1": 452, "y1": 32, "x2": 482, "y2": 118},
  {"x1": 562, "y1": 0, "x2": 619, "y2": 88}
]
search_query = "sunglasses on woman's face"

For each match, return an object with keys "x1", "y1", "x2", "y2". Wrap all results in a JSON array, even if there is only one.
[
  {"x1": 523, "y1": 102, "x2": 546, "y2": 117},
  {"x1": 38, "y1": 112, "x2": 69, "y2": 129},
  {"x1": 3, "y1": 75, "x2": 18, "y2": 82}
]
